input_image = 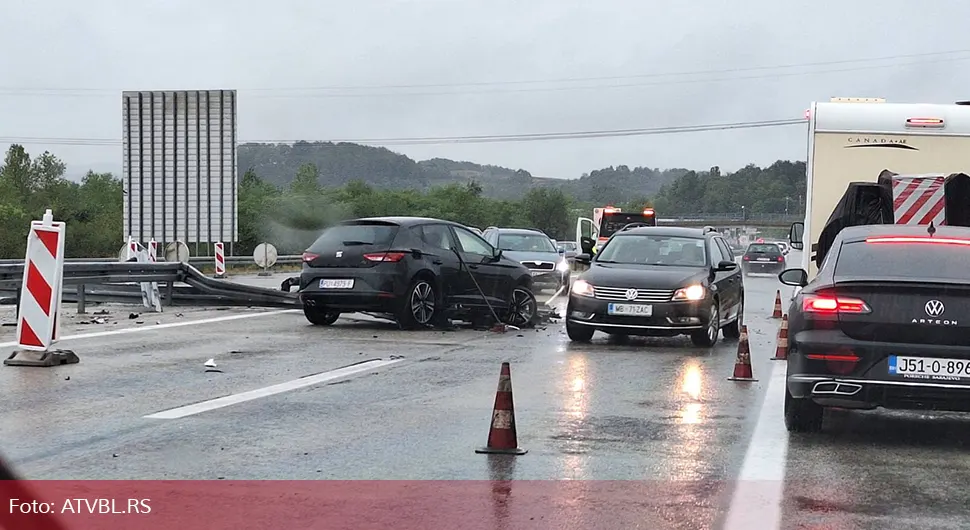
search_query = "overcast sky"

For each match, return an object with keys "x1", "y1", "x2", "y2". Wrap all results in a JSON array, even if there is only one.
[{"x1": 1, "y1": 0, "x2": 969, "y2": 179}]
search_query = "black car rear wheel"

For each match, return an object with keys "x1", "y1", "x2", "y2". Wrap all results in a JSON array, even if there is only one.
[
  {"x1": 398, "y1": 278, "x2": 437, "y2": 329},
  {"x1": 690, "y1": 301, "x2": 720, "y2": 347},
  {"x1": 304, "y1": 307, "x2": 340, "y2": 326},
  {"x1": 784, "y1": 387, "x2": 824, "y2": 433},
  {"x1": 507, "y1": 286, "x2": 539, "y2": 328}
]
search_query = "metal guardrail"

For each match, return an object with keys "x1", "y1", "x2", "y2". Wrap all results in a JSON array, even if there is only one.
[
  {"x1": 0, "y1": 255, "x2": 304, "y2": 266},
  {"x1": 0, "y1": 261, "x2": 300, "y2": 311},
  {"x1": 658, "y1": 213, "x2": 802, "y2": 222}
]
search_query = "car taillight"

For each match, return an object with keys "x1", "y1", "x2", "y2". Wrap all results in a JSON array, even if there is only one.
[
  {"x1": 802, "y1": 294, "x2": 870, "y2": 314},
  {"x1": 363, "y1": 252, "x2": 406, "y2": 262},
  {"x1": 742, "y1": 255, "x2": 750, "y2": 261},
  {"x1": 302, "y1": 252, "x2": 319, "y2": 263},
  {"x1": 777, "y1": 256, "x2": 784, "y2": 262}
]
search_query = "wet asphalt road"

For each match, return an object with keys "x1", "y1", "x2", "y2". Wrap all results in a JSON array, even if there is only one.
[{"x1": 1, "y1": 251, "x2": 967, "y2": 529}]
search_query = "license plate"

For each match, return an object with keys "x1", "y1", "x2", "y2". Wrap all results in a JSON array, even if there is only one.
[
  {"x1": 756, "y1": 257, "x2": 770, "y2": 261},
  {"x1": 531, "y1": 270, "x2": 547, "y2": 276},
  {"x1": 319, "y1": 279, "x2": 354, "y2": 289},
  {"x1": 889, "y1": 355, "x2": 970, "y2": 381},
  {"x1": 607, "y1": 303, "x2": 652, "y2": 316}
]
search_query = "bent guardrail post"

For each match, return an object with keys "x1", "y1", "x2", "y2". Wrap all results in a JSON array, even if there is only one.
[{"x1": 77, "y1": 284, "x2": 86, "y2": 314}]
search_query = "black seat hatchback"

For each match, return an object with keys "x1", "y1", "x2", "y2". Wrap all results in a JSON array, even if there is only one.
[{"x1": 299, "y1": 217, "x2": 539, "y2": 329}]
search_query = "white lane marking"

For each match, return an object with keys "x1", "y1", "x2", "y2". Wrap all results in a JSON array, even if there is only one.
[
  {"x1": 723, "y1": 361, "x2": 789, "y2": 530},
  {"x1": 144, "y1": 358, "x2": 404, "y2": 419},
  {"x1": 0, "y1": 309, "x2": 300, "y2": 349}
]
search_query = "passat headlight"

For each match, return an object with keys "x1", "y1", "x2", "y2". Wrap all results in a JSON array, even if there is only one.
[
  {"x1": 571, "y1": 279, "x2": 594, "y2": 297},
  {"x1": 672, "y1": 284, "x2": 705, "y2": 301},
  {"x1": 556, "y1": 259, "x2": 570, "y2": 272}
]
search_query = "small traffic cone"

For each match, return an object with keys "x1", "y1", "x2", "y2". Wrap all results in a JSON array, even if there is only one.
[
  {"x1": 771, "y1": 290, "x2": 783, "y2": 319},
  {"x1": 476, "y1": 362, "x2": 528, "y2": 455},
  {"x1": 771, "y1": 314, "x2": 789, "y2": 360},
  {"x1": 728, "y1": 325, "x2": 758, "y2": 381}
]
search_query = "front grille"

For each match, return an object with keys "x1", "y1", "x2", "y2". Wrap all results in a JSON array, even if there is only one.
[
  {"x1": 593, "y1": 286, "x2": 674, "y2": 303},
  {"x1": 522, "y1": 261, "x2": 556, "y2": 270}
]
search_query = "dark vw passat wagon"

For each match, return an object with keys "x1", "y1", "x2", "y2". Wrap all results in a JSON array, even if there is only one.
[
  {"x1": 565, "y1": 226, "x2": 744, "y2": 347},
  {"x1": 780, "y1": 223, "x2": 970, "y2": 433},
  {"x1": 298, "y1": 217, "x2": 539, "y2": 329}
]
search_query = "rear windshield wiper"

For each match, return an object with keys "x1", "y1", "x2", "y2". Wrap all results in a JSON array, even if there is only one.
[{"x1": 342, "y1": 240, "x2": 374, "y2": 246}]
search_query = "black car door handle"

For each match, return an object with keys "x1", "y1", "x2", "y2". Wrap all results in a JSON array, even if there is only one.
[
  {"x1": 468, "y1": 264, "x2": 479, "y2": 269},
  {"x1": 432, "y1": 259, "x2": 443, "y2": 265}
]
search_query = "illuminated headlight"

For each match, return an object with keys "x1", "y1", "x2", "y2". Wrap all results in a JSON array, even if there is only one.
[
  {"x1": 571, "y1": 279, "x2": 594, "y2": 297},
  {"x1": 556, "y1": 259, "x2": 570, "y2": 272},
  {"x1": 672, "y1": 284, "x2": 705, "y2": 301}
]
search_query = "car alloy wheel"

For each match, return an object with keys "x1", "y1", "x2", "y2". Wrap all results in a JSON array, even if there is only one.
[
  {"x1": 508, "y1": 287, "x2": 537, "y2": 327},
  {"x1": 706, "y1": 304, "x2": 719, "y2": 343},
  {"x1": 410, "y1": 281, "x2": 435, "y2": 325}
]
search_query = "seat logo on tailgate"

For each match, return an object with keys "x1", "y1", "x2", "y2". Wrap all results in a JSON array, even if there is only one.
[{"x1": 925, "y1": 299, "x2": 945, "y2": 317}]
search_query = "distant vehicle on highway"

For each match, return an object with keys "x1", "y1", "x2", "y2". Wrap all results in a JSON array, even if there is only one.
[
  {"x1": 299, "y1": 217, "x2": 539, "y2": 328},
  {"x1": 482, "y1": 227, "x2": 570, "y2": 292},
  {"x1": 557, "y1": 241, "x2": 579, "y2": 259},
  {"x1": 779, "y1": 223, "x2": 970, "y2": 433},
  {"x1": 741, "y1": 242, "x2": 786, "y2": 276},
  {"x1": 566, "y1": 226, "x2": 743, "y2": 347}
]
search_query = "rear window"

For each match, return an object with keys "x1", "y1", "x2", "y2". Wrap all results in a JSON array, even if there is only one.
[
  {"x1": 307, "y1": 222, "x2": 399, "y2": 251},
  {"x1": 497, "y1": 233, "x2": 556, "y2": 252},
  {"x1": 834, "y1": 240, "x2": 970, "y2": 283},
  {"x1": 746, "y1": 244, "x2": 781, "y2": 254}
]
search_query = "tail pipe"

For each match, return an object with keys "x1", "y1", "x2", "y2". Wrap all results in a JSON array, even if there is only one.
[{"x1": 812, "y1": 381, "x2": 862, "y2": 396}]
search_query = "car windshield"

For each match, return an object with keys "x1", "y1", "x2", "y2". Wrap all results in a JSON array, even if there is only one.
[
  {"x1": 559, "y1": 242, "x2": 577, "y2": 251},
  {"x1": 746, "y1": 244, "x2": 781, "y2": 254},
  {"x1": 596, "y1": 235, "x2": 707, "y2": 266},
  {"x1": 498, "y1": 233, "x2": 556, "y2": 252},
  {"x1": 307, "y1": 222, "x2": 398, "y2": 251}
]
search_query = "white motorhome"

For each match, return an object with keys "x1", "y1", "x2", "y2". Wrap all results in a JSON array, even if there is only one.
[{"x1": 790, "y1": 98, "x2": 970, "y2": 280}]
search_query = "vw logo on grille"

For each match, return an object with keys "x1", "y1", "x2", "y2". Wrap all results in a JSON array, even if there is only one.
[
  {"x1": 625, "y1": 289, "x2": 638, "y2": 300},
  {"x1": 925, "y1": 299, "x2": 945, "y2": 317}
]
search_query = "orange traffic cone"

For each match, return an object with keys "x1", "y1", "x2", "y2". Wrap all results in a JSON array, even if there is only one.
[
  {"x1": 771, "y1": 290, "x2": 783, "y2": 319},
  {"x1": 771, "y1": 314, "x2": 789, "y2": 360},
  {"x1": 476, "y1": 362, "x2": 528, "y2": 455},
  {"x1": 728, "y1": 325, "x2": 758, "y2": 381}
]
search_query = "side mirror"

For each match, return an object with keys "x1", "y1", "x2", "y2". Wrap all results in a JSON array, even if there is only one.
[
  {"x1": 778, "y1": 268, "x2": 808, "y2": 287},
  {"x1": 715, "y1": 260, "x2": 738, "y2": 272},
  {"x1": 575, "y1": 253, "x2": 592, "y2": 264},
  {"x1": 491, "y1": 249, "x2": 503, "y2": 262},
  {"x1": 789, "y1": 222, "x2": 804, "y2": 251},
  {"x1": 558, "y1": 247, "x2": 566, "y2": 255}
]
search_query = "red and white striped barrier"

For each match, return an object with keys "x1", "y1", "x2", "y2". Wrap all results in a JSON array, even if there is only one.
[
  {"x1": 148, "y1": 238, "x2": 158, "y2": 262},
  {"x1": 6, "y1": 210, "x2": 80, "y2": 367},
  {"x1": 126, "y1": 236, "x2": 138, "y2": 261},
  {"x1": 214, "y1": 242, "x2": 226, "y2": 277}
]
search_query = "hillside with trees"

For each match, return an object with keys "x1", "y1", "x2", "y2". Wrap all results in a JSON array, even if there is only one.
[
  {"x1": 0, "y1": 143, "x2": 806, "y2": 259},
  {"x1": 238, "y1": 142, "x2": 687, "y2": 203}
]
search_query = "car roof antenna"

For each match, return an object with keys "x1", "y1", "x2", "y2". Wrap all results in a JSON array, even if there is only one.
[{"x1": 927, "y1": 221, "x2": 937, "y2": 236}]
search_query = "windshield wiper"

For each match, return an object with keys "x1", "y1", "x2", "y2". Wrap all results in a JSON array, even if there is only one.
[{"x1": 342, "y1": 240, "x2": 373, "y2": 246}]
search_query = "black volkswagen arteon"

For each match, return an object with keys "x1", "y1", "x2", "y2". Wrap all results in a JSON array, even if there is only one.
[
  {"x1": 779, "y1": 223, "x2": 970, "y2": 433},
  {"x1": 566, "y1": 226, "x2": 744, "y2": 347},
  {"x1": 298, "y1": 217, "x2": 539, "y2": 329}
]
